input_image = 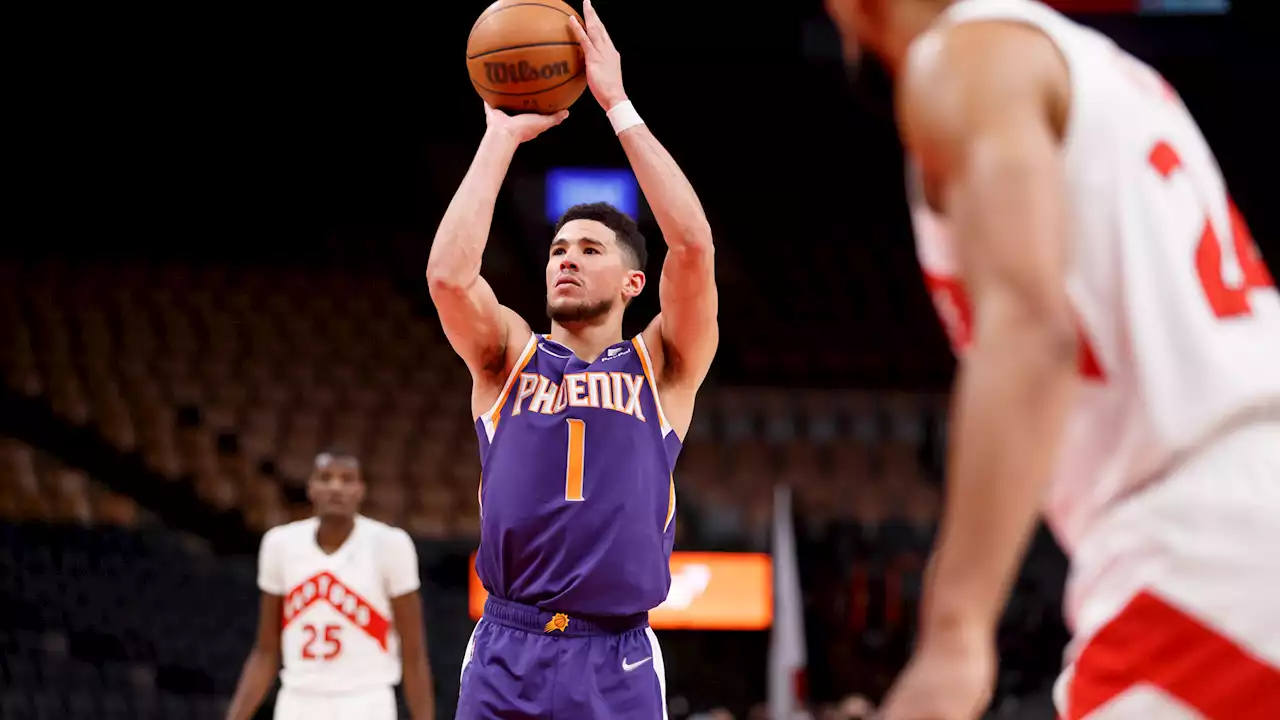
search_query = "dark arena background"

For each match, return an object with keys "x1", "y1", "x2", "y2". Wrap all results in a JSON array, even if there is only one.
[{"x1": 1, "y1": 1, "x2": 1269, "y2": 719}]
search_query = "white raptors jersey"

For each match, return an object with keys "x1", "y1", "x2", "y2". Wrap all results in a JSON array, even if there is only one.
[
  {"x1": 909, "y1": 0, "x2": 1280, "y2": 551},
  {"x1": 257, "y1": 515, "x2": 421, "y2": 693}
]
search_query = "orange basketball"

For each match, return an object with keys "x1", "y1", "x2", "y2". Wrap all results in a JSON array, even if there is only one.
[{"x1": 466, "y1": 0, "x2": 588, "y2": 115}]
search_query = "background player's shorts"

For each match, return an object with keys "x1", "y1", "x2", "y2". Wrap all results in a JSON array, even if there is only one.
[
  {"x1": 1054, "y1": 422, "x2": 1280, "y2": 719},
  {"x1": 457, "y1": 596, "x2": 667, "y2": 719},
  {"x1": 274, "y1": 685, "x2": 397, "y2": 720}
]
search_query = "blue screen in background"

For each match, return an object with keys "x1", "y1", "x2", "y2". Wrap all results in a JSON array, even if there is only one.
[
  {"x1": 545, "y1": 168, "x2": 639, "y2": 224},
  {"x1": 1140, "y1": 0, "x2": 1228, "y2": 12}
]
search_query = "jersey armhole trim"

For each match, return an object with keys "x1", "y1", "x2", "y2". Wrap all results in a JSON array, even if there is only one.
[
  {"x1": 665, "y1": 473, "x2": 676, "y2": 533},
  {"x1": 477, "y1": 333, "x2": 539, "y2": 433},
  {"x1": 631, "y1": 334, "x2": 672, "y2": 436}
]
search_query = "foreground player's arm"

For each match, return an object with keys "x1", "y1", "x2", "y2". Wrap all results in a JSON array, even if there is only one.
[
  {"x1": 226, "y1": 530, "x2": 285, "y2": 720},
  {"x1": 385, "y1": 530, "x2": 435, "y2": 720},
  {"x1": 570, "y1": 1, "x2": 718, "y2": 396},
  {"x1": 625, "y1": 123, "x2": 719, "y2": 389},
  {"x1": 427, "y1": 115, "x2": 546, "y2": 384},
  {"x1": 900, "y1": 23, "x2": 1078, "y2": 639}
]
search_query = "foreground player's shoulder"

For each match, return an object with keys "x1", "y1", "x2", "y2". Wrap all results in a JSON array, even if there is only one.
[{"x1": 898, "y1": 20, "x2": 1068, "y2": 172}]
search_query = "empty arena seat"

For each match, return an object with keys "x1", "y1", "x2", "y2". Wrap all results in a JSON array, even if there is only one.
[{"x1": 1, "y1": 259, "x2": 949, "y2": 547}]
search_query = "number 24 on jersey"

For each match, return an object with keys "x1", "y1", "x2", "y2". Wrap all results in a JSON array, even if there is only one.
[{"x1": 1148, "y1": 140, "x2": 1275, "y2": 319}]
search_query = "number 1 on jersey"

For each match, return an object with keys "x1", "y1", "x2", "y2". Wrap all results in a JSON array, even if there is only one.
[{"x1": 565, "y1": 418, "x2": 586, "y2": 501}]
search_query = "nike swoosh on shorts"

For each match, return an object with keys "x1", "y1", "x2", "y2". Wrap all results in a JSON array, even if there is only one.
[{"x1": 622, "y1": 656, "x2": 653, "y2": 672}]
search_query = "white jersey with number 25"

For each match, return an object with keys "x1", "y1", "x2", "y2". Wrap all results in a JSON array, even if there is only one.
[
  {"x1": 258, "y1": 515, "x2": 421, "y2": 694},
  {"x1": 908, "y1": 0, "x2": 1280, "y2": 552}
]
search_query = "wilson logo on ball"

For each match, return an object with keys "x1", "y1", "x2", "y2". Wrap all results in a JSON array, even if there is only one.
[{"x1": 484, "y1": 59, "x2": 572, "y2": 85}]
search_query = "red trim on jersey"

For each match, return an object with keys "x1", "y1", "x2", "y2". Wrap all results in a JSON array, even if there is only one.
[
  {"x1": 281, "y1": 571, "x2": 392, "y2": 651},
  {"x1": 922, "y1": 271, "x2": 1106, "y2": 380},
  {"x1": 1068, "y1": 590, "x2": 1280, "y2": 719},
  {"x1": 923, "y1": 272, "x2": 974, "y2": 350},
  {"x1": 1076, "y1": 326, "x2": 1104, "y2": 380}
]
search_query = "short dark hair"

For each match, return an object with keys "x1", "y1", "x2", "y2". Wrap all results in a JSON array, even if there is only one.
[{"x1": 553, "y1": 202, "x2": 647, "y2": 270}]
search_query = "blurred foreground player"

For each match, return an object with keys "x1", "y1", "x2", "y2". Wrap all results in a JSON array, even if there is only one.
[
  {"x1": 823, "y1": 0, "x2": 1280, "y2": 718},
  {"x1": 427, "y1": 2, "x2": 718, "y2": 717},
  {"x1": 226, "y1": 453, "x2": 435, "y2": 720}
]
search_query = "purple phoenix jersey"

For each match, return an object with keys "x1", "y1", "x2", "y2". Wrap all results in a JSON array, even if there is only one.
[{"x1": 473, "y1": 333, "x2": 680, "y2": 618}]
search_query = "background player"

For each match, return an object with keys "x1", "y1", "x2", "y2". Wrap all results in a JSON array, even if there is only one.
[
  {"x1": 426, "y1": 1, "x2": 717, "y2": 716},
  {"x1": 225, "y1": 452, "x2": 435, "y2": 720},
  {"x1": 821, "y1": 0, "x2": 1280, "y2": 718}
]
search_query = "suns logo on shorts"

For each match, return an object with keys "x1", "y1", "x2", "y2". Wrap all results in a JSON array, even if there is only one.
[{"x1": 544, "y1": 613, "x2": 570, "y2": 633}]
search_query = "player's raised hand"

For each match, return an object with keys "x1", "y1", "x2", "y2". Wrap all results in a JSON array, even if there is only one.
[
  {"x1": 483, "y1": 102, "x2": 568, "y2": 144},
  {"x1": 877, "y1": 629, "x2": 996, "y2": 720},
  {"x1": 568, "y1": 0, "x2": 627, "y2": 110}
]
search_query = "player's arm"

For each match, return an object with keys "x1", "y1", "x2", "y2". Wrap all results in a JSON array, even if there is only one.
[
  {"x1": 626, "y1": 121, "x2": 719, "y2": 391},
  {"x1": 570, "y1": 1, "x2": 718, "y2": 397},
  {"x1": 226, "y1": 530, "x2": 285, "y2": 720},
  {"x1": 385, "y1": 530, "x2": 435, "y2": 720},
  {"x1": 427, "y1": 110, "x2": 557, "y2": 389},
  {"x1": 426, "y1": 126, "x2": 529, "y2": 382},
  {"x1": 393, "y1": 591, "x2": 434, "y2": 720},
  {"x1": 898, "y1": 23, "x2": 1078, "y2": 641},
  {"x1": 225, "y1": 593, "x2": 283, "y2": 720}
]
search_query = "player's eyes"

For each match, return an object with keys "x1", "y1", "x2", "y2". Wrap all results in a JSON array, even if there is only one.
[
  {"x1": 551, "y1": 248, "x2": 565, "y2": 256},
  {"x1": 584, "y1": 248, "x2": 598, "y2": 255}
]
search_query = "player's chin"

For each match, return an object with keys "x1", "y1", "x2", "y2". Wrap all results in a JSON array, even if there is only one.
[
  {"x1": 317, "y1": 501, "x2": 356, "y2": 517},
  {"x1": 546, "y1": 297, "x2": 597, "y2": 323},
  {"x1": 546, "y1": 293, "x2": 581, "y2": 312}
]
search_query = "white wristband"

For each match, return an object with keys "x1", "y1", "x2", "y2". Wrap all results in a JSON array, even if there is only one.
[{"x1": 606, "y1": 100, "x2": 644, "y2": 135}]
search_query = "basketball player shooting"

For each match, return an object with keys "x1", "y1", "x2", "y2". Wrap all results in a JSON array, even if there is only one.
[
  {"x1": 822, "y1": 1, "x2": 1280, "y2": 718},
  {"x1": 427, "y1": 1, "x2": 718, "y2": 716},
  {"x1": 225, "y1": 453, "x2": 435, "y2": 720}
]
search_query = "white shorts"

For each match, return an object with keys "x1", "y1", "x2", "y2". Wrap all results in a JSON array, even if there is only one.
[
  {"x1": 274, "y1": 686, "x2": 397, "y2": 720},
  {"x1": 1054, "y1": 423, "x2": 1280, "y2": 719}
]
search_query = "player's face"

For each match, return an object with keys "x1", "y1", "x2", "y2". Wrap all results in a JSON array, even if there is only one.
[
  {"x1": 307, "y1": 459, "x2": 364, "y2": 518},
  {"x1": 546, "y1": 219, "x2": 644, "y2": 324}
]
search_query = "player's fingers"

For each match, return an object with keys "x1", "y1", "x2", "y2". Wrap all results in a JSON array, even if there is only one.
[
  {"x1": 584, "y1": 0, "x2": 606, "y2": 39},
  {"x1": 585, "y1": 0, "x2": 616, "y2": 49},
  {"x1": 593, "y1": 23, "x2": 615, "y2": 53},
  {"x1": 568, "y1": 16, "x2": 593, "y2": 53},
  {"x1": 531, "y1": 109, "x2": 568, "y2": 131}
]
